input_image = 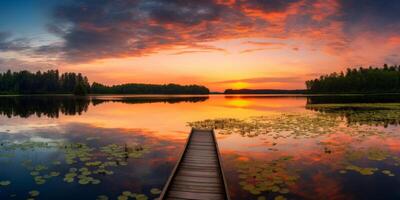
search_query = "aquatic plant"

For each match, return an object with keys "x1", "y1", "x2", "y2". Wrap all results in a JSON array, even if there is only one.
[
  {"x1": 116, "y1": 191, "x2": 148, "y2": 200},
  {"x1": 0, "y1": 180, "x2": 11, "y2": 186},
  {"x1": 97, "y1": 195, "x2": 109, "y2": 200},
  {"x1": 306, "y1": 103, "x2": 400, "y2": 126},
  {"x1": 188, "y1": 112, "x2": 391, "y2": 141},
  {"x1": 235, "y1": 156, "x2": 298, "y2": 199},
  {"x1": 150, "y1": 188, "x2": 161, "y2": 195},
  {"x1": 188, "y1": 113, "x2": 342, "y2": 138},
  {"x1": 331, "y1": 146, "x2": 400, "y2": 177},
  {"x1": 28, "y1": 190, "x2": 40, "y2": 197},
  {"x1": 0, "y1": 139, "x2": 154, "y2": 198}
]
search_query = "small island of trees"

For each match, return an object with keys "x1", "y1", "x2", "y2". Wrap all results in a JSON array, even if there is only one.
[
  {"x1": 306, "y1": 64, "x2": 400, "y2": 94},
  {"x1": 91, "y1": 82, "x2": 209, "y2": 94},
  {"x1": 0, "y1": 70, "x2": 90, "y2": 95},
  {"x1": 0, "y1": 70, "x2": 210, "y2": 95}
]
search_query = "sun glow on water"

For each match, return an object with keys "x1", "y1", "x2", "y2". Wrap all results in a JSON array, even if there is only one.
[{"x1": 227, "y1": 99, "x2": 251, "y2": 108}]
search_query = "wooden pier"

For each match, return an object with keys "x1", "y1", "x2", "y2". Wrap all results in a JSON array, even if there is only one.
[{"x1": 159, "y1": 129, "x2": 230, "y2": 200}]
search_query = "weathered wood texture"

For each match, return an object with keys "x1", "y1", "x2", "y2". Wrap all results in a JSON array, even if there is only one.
[{"x1": 160, "y1": 129, "x2": 230, "y2": 200}]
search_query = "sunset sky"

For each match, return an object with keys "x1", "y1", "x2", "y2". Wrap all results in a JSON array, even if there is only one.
[{"x1": 1, "y1": 0, "x2": 400, "y2": 91}]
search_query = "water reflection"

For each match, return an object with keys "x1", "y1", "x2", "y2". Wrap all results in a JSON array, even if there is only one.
[
  {"x1": 306, "y1": 95, "x2": 400, "y2": 126},
  {"x1": 0, "y1": 123, "x2": 183, "y2": 200},
  {"x1": 1, "y1": 95, "x2": 400, "y2": 200},
  {"x1": 0, "y1": 95, "x2": 209, "y2": 118},
  {"x1": 0, "y1": 96, "x2": 89, "y2": 118},
  {"x1": 306, "y1": 94, "x2": 400, "y2": 104}
]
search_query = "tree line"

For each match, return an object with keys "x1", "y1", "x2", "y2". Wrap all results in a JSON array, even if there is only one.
[
  {"x1": 0, "y1": 70, "x2": 90, "y2": 95},
  {"x1": 306, "y1": 64, "x2": 400, "y2": 93},
  {"x1": 91, "y1": 82, "x2": 209, "y2": 94},
  {"x1": 0, "y1": 70, "x2": 210, "y2": 95}
]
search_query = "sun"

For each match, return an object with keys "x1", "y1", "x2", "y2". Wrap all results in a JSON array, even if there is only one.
[{"x1": 231, "y1": 82, "x2": 249, "y2": 89}]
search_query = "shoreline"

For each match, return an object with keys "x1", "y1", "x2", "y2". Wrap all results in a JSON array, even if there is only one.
[{"x1": 0, "y1": 93, "x2": 399, "y2": 97}]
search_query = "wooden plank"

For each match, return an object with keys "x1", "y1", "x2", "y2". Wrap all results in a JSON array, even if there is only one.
[
  {"x1": 180, "y1": 163, "x2": 219, "y2": 168},
  {"x1": 181, "y1": 161, "x2": 217, "y2": 165},
  {"x1": 184, "y1": 157, "x2": 217, "y2": 161},
  {"x1": 159, "y1": 128, "x2": 230, "y2": 200},
  {"x1": 184, "y1": 154, "x2": 217, "y2": 158},
  {"x1": 174, "y1": 176, "x2": 221, "y2": 184},
  {"x1": 171, "y1": 185, "x2": 223, "y2": 193},
  {"x1": 178, "y1": 169, "x2": 219, "y2": 177},
  {"x1": 182, "y1": 158, "x2": 217, "y2": 162},
  {"x1": 189, "y1": 146, "x2": 215, "y2": 150},
  {"x1": 171, "y1": 183, "x2": 223, "y2": 190},
  {"x1": 179, "y1": 166, "x2": 218, "y2": 172},
  {"x1": 183, "y1": 157, "x2": 217, "y2": 161},
  {"x1": 172, "y1": 181, "x2": 222, "y2": 187},
  {"x1": 168, "y1": 191, "x2": 224, "y2": 200}
]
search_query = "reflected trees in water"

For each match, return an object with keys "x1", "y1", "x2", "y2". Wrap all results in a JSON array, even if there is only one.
[{"x1": 0, "y1": 96, "x2": 209, "y2": 118}]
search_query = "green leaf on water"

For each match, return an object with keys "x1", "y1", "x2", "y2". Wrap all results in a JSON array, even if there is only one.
[
  {"x1": 135, "y1": 194, "x2": 148, "y2": 200},
  {"x1": 150, "y1": 188, "x2": 162, "y2": 195},
  {"x1": 78, "y1": 179, "x2": 90, "y2": 185},
  {"x1": 52, "y1": 161, "x2": 61, "y2": 165},
  {"x1": 96, "y1": 195, "x2": 109, "y2": 200},
  {"x1": 279, "y1": 188, "x2": 290, "y2": 194},
  {"x1": 30, "y1": 171, "x2": 39, "y2": 176},
  {"x1": 50, "y1": 172, "x2": 60, "y2": 177},
  {"x1": 382, "y1": 170, "x2": 392, "y2": 174},
  {"x1": 29, "y1": 190, "x2": 40, "y2": 197},
  {"x1": 274, "y1": 195, "x2": 287, "y2": 200},
  {"x1": 0, "y1": 180, "x2": 11, "y2": 186},
  {"x1": 117, "y1": 195, "x2": 128, "y2": 200}
]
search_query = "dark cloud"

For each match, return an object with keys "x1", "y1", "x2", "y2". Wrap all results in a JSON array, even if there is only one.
[
  {"x1": 5, "y1": 0, "x2": 397, "y2": 64},
  {"x1": 0, "y1": 32, "x2": 31, "y2": 52},
  {"x1": 32, "y1": 43, "x2": 64, "y2": 59},
  {"x1": 47, "y1": 0, "x2": 261, "y2": 62},
  {"x1": 0, "y1": 58, "x2": 56, "y2": 72},
  {"x1": 0, "y1": 31, "x2": 62, "y2": 61},
  {"x1": 339, "y1": 0, "x2": 400, "y2": 34},
  {"x1": 46, "y1": 24, "x2": 68, "y2": 36},
  {"x1": 384, "y1": 53, "x2": 400, "y2": 64},
  {"x1": 142, "y1": 0, "x2": 224, "y2": 25},
  {"x1": 236, "y1": 0, "x2": 301, "y2": 12}
]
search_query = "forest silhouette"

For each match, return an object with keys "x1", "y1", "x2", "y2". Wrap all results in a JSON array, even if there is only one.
[
  {"x1": 0, "y1": 70, "x2": 209, "y2": 95},
  {"x1": 306, "y1": 64, "x2": 400, "y2": 93}
]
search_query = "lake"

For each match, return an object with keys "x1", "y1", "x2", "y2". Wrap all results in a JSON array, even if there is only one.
[{"x1": 0, "y1": 94, "x2": 400, "y2": 200}]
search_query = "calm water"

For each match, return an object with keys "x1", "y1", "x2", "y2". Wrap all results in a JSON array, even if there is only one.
[{"x1": 0, "y1": 95, "x2": 400, "y2": 200}]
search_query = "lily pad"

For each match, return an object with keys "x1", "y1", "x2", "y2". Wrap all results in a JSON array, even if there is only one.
[
  {"x1": 136, "y1": 194, "x2": 148, "y2": 200},
  {"x1": 150, "y1": 188, "x2": 162, "y2": 195},
  {"x1": 274, "y1": 195, "x2": 287, "y2": 200},
  {"x1": 96, "y1": 195, "x2": 109, "y2": 200},
  {"x1": 117, "y1": 195, "x2": 128, "y2": 200},
  {"x1": 30, "y1": 171, "x2": 39, "y2": 176},
  {"x1": 29, "y1": 190, "x2": 40, "y2": 197},
  {"x1": 0, "y1": 180, "x2": 11, "y2": 186}
]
